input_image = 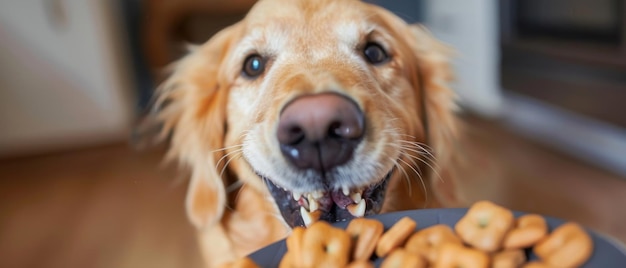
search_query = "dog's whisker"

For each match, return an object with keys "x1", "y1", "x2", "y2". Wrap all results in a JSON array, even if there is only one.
[
  {"x1": 378, "y1": 129, "x2": 435, "y2": 158},
  {"x1": 379, "y1": 134, "x2": 441, "y2": 195},
  {"x1": 401, "y1": 145, "x2": 443, "y2": 183},
  {"x1": 394, "y1": 140, "x2": 441, "y2": 172},
  {"x1": 216, "y1": 148, "x2": 244, "y2": 172},
  {"x1": 397, "y1": 140, "x2": 437, "y2": 160},
  {"x1": 396, "y1": 157, "x2": 428, "y2": 206},
  {"x1": 392, "y1": 158, "x2": 412, "y2": 197},
  {"x1": 226, "y1": 180, "x2": 244, "y2": 193},
  {"x1": 397, "y1": 140, "x2": 435, "y2": 153},
  {"x1": 398, "y1": 150, "x2": 431, "y2": 210},
  {"x1": 219, "y1": 151, "x2": 243, "y2": 180},
  {"x1": 397, "y1": 146, "x2": 444, "y2": 183},
  {"x1": 391, "y1": 143, "x2": 423, "y2": 178},
  {"x1": 385, "y1": 117, "x2": 401, "y2": 123},
  {"x1": 399, "y1": 139, "x2": 430, "y2": 147},
  {"x1": 396, "y1": 133, "x2": 418, "y2": 139},
  {"x1": 397, "y1": 141, "x2": 435, "y2": 156},
  {"x1": 387, "y1": 139, "x2": 441, "y2": 202},
  {"x1": 394, "y1": 143, "x2": 438, "y2": 169},
  {"x1": 402, "y1": 150, "x2": 424, "y2": 179},
  {"x1": 393, "y1": 137, "x2": 431, "y2": 146},
  {"x1": 208, "y1": 143, "x2": 244, "y2": 154}
]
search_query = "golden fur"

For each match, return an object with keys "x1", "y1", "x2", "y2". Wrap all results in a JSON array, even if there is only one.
[{"x1": 147, "y1": 0, "x2": 460, "y2": 266}]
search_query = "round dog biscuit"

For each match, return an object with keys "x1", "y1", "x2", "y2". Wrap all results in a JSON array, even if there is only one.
[
  {"x1": 492, "y1": 249, "x2": 526, "y2": 268},
  {"x1": 534, "y1": 222, "x2": 593, "y2": 268},
  {"x1": 300, "y1": 221, "x2": 352, "y2": 268},
  {"x1": 503, "y1": 214, "x2": 548, "y2": 250},
  {"x1": 434, "y1": 243, "x2": 489, "y2": 268},
  {"x1": 346, "y1": 218, "x2": 384, "y2": 261},
  {"x1": 381, "y1": 248, "x2": 427, "y2": 268},
  {"x1": 405, "y1": 224, "x2": 462, "y2": 263},
  {"x1": 455, "y1": 200, "x2": 514, "y2": 252}
]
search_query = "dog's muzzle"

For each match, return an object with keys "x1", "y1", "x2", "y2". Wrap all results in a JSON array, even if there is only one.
[{"x1": 259, "y1": 92, "x2": 393, "y2": 227}]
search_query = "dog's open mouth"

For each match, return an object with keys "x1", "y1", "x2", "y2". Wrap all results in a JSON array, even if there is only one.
[{"x1": 262, "y1": 170, "x2": 393, "y2": 228}]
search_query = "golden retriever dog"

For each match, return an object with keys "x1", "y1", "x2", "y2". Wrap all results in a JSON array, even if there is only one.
[{"x1": 142, "y1": 0, "x2": 460, "y2": 266}]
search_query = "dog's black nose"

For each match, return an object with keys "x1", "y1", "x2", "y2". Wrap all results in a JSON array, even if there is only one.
[{"x1": 277, "y1": 93, "x2": 365, "y2": 172}]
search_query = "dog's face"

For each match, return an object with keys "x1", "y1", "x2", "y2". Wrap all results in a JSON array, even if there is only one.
[
  {"x1": 237, "y1": 0, "x2": 434, "y2": 227},
  {"x1": 148, "y1": 0, "x2": 457, "y2": 231}
]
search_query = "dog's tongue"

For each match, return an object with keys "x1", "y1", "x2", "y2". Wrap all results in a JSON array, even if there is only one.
[
  {"x1": 331, "y1": 190, "x2": 353, "y2": 209},
  {"x1": 314, "y1": 194, "x2": 334, "y2": 211},
  {"x1": 312, "y1": 190, "x2": 356, "y2": 213}
]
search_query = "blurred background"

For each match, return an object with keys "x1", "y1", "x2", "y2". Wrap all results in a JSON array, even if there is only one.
[{"x1": 0, "y1": 0, "x2": 624, "y2": 267}]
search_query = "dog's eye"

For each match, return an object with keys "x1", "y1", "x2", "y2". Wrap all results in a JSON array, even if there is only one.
[
  {"x1": 242, "y1": 54, "x2": 265, "y2": 78},
  {"x1": 363, "y1": 42, "x2": 389, "y2": 64}
]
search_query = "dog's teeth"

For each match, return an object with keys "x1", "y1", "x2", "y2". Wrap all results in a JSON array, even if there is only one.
[
  {"x1": 311, "y1": 191, "x2": 324, "y2": 199},
  {"x1": 347, "y1": 199, "x2": 366, "y2": 217},
  {"x1": 350, "y1": 192, "x2": 362, "y2": 203},
  {"x1": 342, "y1": 186, "x2": 350, "y2": 196},
  {"x1": 309, "y1": 199, "x2": 319, "y2": 212},
  {"x1": 300, "y1": 207, "x2": 313, "y2": 227},
  {"x1": 300, "y1": 206, "x2": 320, "y2": 227},
  {"x1": 292, "y1": 192, "x2": 301, "y2": 201}
]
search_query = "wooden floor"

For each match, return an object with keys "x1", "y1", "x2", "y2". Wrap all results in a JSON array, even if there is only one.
[
  {"x1": 1, "y1": 117, "x2": 625, "y2": 268},
  {"x1": 0, "y1": 145, "x2": 204, "y2": 268}
]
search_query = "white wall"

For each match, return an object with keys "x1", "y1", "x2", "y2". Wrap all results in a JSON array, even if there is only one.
[
  {"x1": 0, "y1": 0, "x2": 135, "y2": 156},
  {"x1": 424, "y1": 0, "x2": 502, "y2": 116}
]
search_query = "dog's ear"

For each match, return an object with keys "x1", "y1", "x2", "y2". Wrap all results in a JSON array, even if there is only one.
[
  {"x1": 401, "y1": 24, "x2": 463, "y2": 206},
  {"x1": 406, "y1": 24, "x2": 459, "y2": 168},
  {"x1": 147, "y1": 23, "x2": 242, "y2": 229}
]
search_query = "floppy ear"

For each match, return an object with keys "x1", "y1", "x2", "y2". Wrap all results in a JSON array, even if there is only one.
[
  {"x1": 404, "y1": 24, "x2": 465, "y2": 206},
  {"x1": 146, "y1": 23, "x2": 242, "y2": 229},
  {"x1": 407, "y1": 24, "x2": 459, "y2": 167}
]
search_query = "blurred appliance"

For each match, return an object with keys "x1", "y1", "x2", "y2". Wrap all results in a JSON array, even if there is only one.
[
  {"x1": 499, "y1": 0, "x2": 626, "y2": 176},
  {"x1": 500, "y1": 0, "x2": 626, "y2": 128},
  {"x1": 425, "y1": 0, "x2": 626, "y2": 176}
]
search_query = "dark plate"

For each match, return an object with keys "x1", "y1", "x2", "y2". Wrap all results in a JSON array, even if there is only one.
[{"x1": 249, "y1": 208, "x2": 626, "y2": 267}]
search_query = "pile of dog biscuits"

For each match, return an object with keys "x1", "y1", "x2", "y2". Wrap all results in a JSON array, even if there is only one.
[{"x1": 221, "y1": 200, "x2": 594, "y2": 268}]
